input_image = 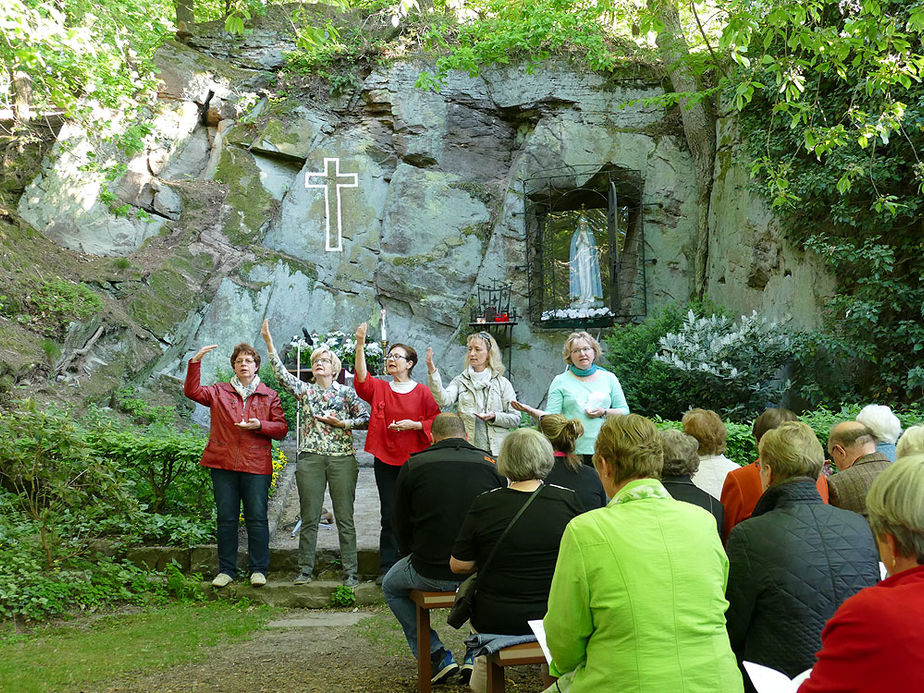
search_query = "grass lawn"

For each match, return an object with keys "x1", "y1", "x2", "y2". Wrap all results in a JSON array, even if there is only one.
[{"x1": 0, "y1": 601, "x2": 279, "y2": 692}]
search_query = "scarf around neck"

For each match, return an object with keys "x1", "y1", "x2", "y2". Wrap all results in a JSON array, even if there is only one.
[
  {"x1": 569, "y1": 363, "x2": 599, "y2": 377},
  {"x1": 231, "y1": 374, "x2": 260, "y2": 402}
]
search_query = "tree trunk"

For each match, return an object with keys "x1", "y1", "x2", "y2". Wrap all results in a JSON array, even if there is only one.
[
  {"x1": 648, "y1": 0, "x2": 716, "y2": 300},
  {"x1": 175, "y1": 0, "x2": 195, "y2": 38},
  {"x1": 12, "y1": 70, "x2": 33, "y2": 122}
]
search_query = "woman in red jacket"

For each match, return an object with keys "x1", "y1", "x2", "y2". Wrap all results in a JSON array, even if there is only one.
[
  {"x1": 184, "y1": 342, "x2": 288, "y2": 588},
  {"x1": 353, "y1": 323, "x2": 440, "y2": 581},
  {"x1": 799, "y1": 454, "x2": 924, "y2": 692}
]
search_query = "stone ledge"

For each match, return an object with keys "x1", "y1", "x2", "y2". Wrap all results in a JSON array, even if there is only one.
[{"x1": 207, "y1": 580, "x2": 383, "y2": 608}]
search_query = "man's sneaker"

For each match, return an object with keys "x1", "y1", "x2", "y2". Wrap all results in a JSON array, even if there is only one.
[
  {"x1": 430, "y1": 648, "x2": 459, "y2": 684},
  {"x1": 211, "y1": 572, "x2": 233, "y2": 588},
  {"x1": 293, "y1": 572, "x2": 312, "y2": 585},
  {"x1": 458, "y1": 650, "x2": 475, "y2": 684},
  {"x1": 344, "y1": 575, "x2": 359, "y2": 588},
  {"x1": 250, "y1": 572, "x2": 267, "y2": 587}
]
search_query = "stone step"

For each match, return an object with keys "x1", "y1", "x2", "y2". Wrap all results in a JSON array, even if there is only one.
[
  {"x1": 127, "y1": 545, "x2": 381, "y2": 581},
  {"x1": 206, "y1": 579, "x2": 383, "y2": 608}
]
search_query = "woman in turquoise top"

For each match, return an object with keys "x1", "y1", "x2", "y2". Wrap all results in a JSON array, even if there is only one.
[
  {"x1": 513, "y1": 331, "x2": 628, "y2": 464},
  {"x1": 543, "y1": 414, "x2": 743, "y2": 692}
]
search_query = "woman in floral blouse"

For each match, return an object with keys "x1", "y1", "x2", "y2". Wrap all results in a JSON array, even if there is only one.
[{"x1": 261, "y1": 320, "x2": 369, "y2": 587}]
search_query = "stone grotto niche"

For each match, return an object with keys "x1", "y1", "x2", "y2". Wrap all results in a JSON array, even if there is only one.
[{"x1": 524, "y1": 165, "x2": 647, "y2": 328}]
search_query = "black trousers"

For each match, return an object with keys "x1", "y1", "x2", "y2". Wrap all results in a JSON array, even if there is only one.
[{"x1": 374, "y1": 457, "x2": 402, "y2": 574}]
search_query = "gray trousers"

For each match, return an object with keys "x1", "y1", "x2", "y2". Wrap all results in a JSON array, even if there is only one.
[{"x1": 295, "y1": 452, "x2": 359, "y2": 577}]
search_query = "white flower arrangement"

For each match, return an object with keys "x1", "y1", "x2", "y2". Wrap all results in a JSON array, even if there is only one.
[{"x1": 541, "y1": 307, "x2": 616, "y2": 321}]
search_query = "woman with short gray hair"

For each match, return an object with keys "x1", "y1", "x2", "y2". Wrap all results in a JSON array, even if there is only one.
[
  {"x1": 799, "y1": 454, "x2": 924, "y2": 691},
  {"x1": 659, "y1": 428, "x2": 724, "y2": 532},
  {"x1": 451, "y1": 428, "x2": 582, "y2": 637}
]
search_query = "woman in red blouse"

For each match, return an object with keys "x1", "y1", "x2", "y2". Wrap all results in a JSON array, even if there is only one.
[
  {"x1": 798, "y1": 454, "x2": 924, "y2": 692},
  {"x1": 353, "y1": 322, "x2": 440, "y2": 580}
]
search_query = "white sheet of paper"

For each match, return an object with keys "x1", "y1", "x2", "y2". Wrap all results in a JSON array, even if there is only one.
[
  {"x1": 527, "y1": 619, "x2": 553, "y2": 664},
  {"x1": 743, "y1": 661, "x2": 812, "y2": 693},
  {"x1": 880, "y1": 561, "x2": 888, "y2": 580}
]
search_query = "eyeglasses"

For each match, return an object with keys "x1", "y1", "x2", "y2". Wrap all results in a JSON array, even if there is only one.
[
  {"x1": 234, "y1": 357, "x2": 256, "y2": 365},
  {"x1": 313, "y1": 358, "x2": 332, "y2": 365},
  {"x1": 570, "y1": 346, "x2": 595, "y2": 354},
  {"x1": 386, "y1": 353, "x2": 408, "y2": 361}
]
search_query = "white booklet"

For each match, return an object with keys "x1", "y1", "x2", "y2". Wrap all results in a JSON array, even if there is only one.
[
  {"x1": 527, "y1": 619, "x2": 553, "y2": 664},
  {"x1": 743, "y1": 661, "x2": 812, "y2": 693}
]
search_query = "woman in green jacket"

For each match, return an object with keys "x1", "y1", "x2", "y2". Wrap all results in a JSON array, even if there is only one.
[{"x1": 543, "y1": 414, "x2": 742, "y2": 692}]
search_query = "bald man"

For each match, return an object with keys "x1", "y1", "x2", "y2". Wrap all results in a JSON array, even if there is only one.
[{"x1": 826, "y1": 421, "x2": 891, "y2": 517}]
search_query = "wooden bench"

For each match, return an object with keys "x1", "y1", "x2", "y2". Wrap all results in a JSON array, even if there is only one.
[
  {"x1": 408, "y1": 589, "x2": 457, "y2": 693},
  {"x1": 486, "y1": 641, "x2": 550, "y2": 693}
]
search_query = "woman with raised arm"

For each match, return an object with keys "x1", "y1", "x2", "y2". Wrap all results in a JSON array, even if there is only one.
[
  {"x1": 512, "y1": 331, "x2": 629, "y2": 464},
  {"x1": 425, "y1": 331, "x2": 519, "y2": 455},
  {"x1": 353, "y1": 322, "x2": 440, "y2": 582},
  {"x1": 261, "y1": 320, "x2": 368, "y2": 587},
  {"x1": 184, "y1": 342, "x2": 288, "y2": 589}
]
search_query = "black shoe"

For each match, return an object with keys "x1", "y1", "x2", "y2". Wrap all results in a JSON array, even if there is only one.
[
  {"x1": 374, "y1": 574, "x2": 384, "y2": 586},
  {"x1": 458, "y1": 649, "x2": 475, "y2": 684},
  {"x1": 430, "y1": 648, "x2": 459, "y2": 685}
]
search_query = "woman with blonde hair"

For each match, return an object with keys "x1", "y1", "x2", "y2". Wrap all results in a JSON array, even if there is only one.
[
  {"x1": 426, "y1": 331, "x2": 519, "y2": 455},
  {"x1": 799, "y1": 454, "x2": 924, "y2": 691},
  {"x1": 544, "y1": 414, "x2": 742, "y2": 691},
  {"x1": 261, "y1": 320, "x2": 369, "y2": 587},
  {"x1": 538, "y1": 414, "x2": 607, "y2": 510},
  {"x1": 513, "y1": 331, "x2": 629, "y2": 464}
]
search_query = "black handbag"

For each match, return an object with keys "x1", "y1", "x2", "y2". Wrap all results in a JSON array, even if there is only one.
[{"x1": 447, "y1": 485, "x2": 544, "y2": 629}]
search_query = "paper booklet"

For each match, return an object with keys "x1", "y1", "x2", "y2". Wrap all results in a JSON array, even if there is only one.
[
  {"x1": 527, "y1": 619, "x2": 553, "y2": 664},
  {"x1": 743, "y1": 661, "x2": 812, "y2": 693}
]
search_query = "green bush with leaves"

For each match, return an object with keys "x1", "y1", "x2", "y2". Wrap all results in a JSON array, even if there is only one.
[{"x1": 0, "y1": 401, "x2": 138, "y2": 567}]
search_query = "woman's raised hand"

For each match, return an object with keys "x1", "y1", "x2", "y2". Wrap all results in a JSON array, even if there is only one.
[
  {"x1": 191, "y1": 345, "x2": 218, "y2": 363},
  {"x1": 355, "y1": 322, "x2": 367, "y2": 344},
  {"x1": 260, "y1": 319, "x2": 274, "y2": 351},
  {"x1": 426, "y1": 347, "x2": 436, "y2": 374}
]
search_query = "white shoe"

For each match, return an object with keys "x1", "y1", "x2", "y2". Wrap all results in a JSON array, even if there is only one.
[
  {"x1": 211, "y1": 573, "x2": 233, "y2": 588},
  {"x1": 250, "y1": 572, "x2": 267, "y2": 587}
]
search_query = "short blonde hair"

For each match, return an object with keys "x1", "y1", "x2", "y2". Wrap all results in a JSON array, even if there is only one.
[
  {"x1": 561, "y1": 332, "x2": 601, "y2": 365},
  {"x1": 682, "y1": 408, "x2": 727, "y2": 456},
  {"x1": 466, "y1": 332, "x2": 505, "y2": 376},
  {"x1": 593, "y1": 414, "x2": 663, "y2": 486},
  {"x1": 498, "y1": 428, "x2": 555, "y2": 482},
  {"x1": 867, "y1": 454, "x2": 924, "y2": 563},
  {"x1": 896, "y1": 424, "x2": 924, "y2": 459},
  {"x1": 311, "y1": 346, "x2": 341, "y2": 379},
  {"x1": 758, "y1": 421, "x2": 824, "y2": 484}
]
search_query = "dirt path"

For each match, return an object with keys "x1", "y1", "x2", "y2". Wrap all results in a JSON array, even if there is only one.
[{"x1": 101, "y1": 606, "x2": 547, "y2": 692}]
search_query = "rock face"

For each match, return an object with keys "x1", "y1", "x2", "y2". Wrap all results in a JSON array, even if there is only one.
[{"x1": 14, "y1": 16, "x2": 834, "y2": 407}]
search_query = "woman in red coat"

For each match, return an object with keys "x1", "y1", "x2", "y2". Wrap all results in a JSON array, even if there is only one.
[
  {"x1": 799, "y1": 454, "x2": 924, "y2": 692},
  {"x1": 353, "y1": 323, "x2": 440, "y2": 580},
  {"x1": 184, "y1": 342, "x2": 288, "y2": 588}
]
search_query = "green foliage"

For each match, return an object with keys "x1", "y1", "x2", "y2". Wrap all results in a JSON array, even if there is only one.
[
  {"x1": 602, "y1": 304, "x2": 691, "y2": 420},
  {"x1": 655, "y1": 310, "x2": 794, "y2": 421},
  {"x1": 330, "y1": 584, "x2": 356, "y2": 607},
  {"x1": 0, "y1": 277, "x2": 103, "y2": 338},
  {"x1": 258, "y1": 364, "x2": 298, "y2": 431},
  {"x1": 164, "y1": 559, "x2": 205, "y2": 602},
  {"x1": 0, "y1": 401, "x2": 138, "y2": 567}
]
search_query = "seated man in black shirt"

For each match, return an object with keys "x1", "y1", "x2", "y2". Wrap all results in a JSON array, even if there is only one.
[{"x1": 383, "y1": 412, "x2": 506, "y2": 685}]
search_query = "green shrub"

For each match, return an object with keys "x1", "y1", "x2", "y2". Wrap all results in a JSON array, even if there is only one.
[
  {"x1": 0, "y1": 401, "x2": 138, "y2": 567},
  {"x1": 330, "y1": 584, "x2": 356, "y2": 608},
  {"x1": 602, "y1": 304, "x2": 689, "y2": 419}
]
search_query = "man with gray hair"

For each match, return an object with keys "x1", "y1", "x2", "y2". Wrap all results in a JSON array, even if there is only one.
[
  {"x1": 827, "y1": 421, "x2": 891, "y2": 517},
  {"x1": 383, "y1": 412, "x2": 505, "y2": 685}
]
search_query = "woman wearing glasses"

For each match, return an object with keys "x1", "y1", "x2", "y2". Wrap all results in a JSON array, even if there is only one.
[
  {"x1": 425, "y1": 332, "x2": 519, "y2": 456},
  {"x1": 184, "y1": 341, "x2": 288, "y2": 589},
  {"x1": 513, "y1": 331, "x2": 628, "y2": 465},
  {"x1": 354, "y1": 322, "x2": 441, "y2": 580},
  {"x1": 261, "y1": 320, "x2": 369, "y2": 587}
]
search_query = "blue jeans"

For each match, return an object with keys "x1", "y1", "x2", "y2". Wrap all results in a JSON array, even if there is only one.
[
  {"x1": 382, "y1": 556, "x2": 462, "y2": 658},
  {"x1": 210, "y1": 468, "x2": 271, "y2": 577}
]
